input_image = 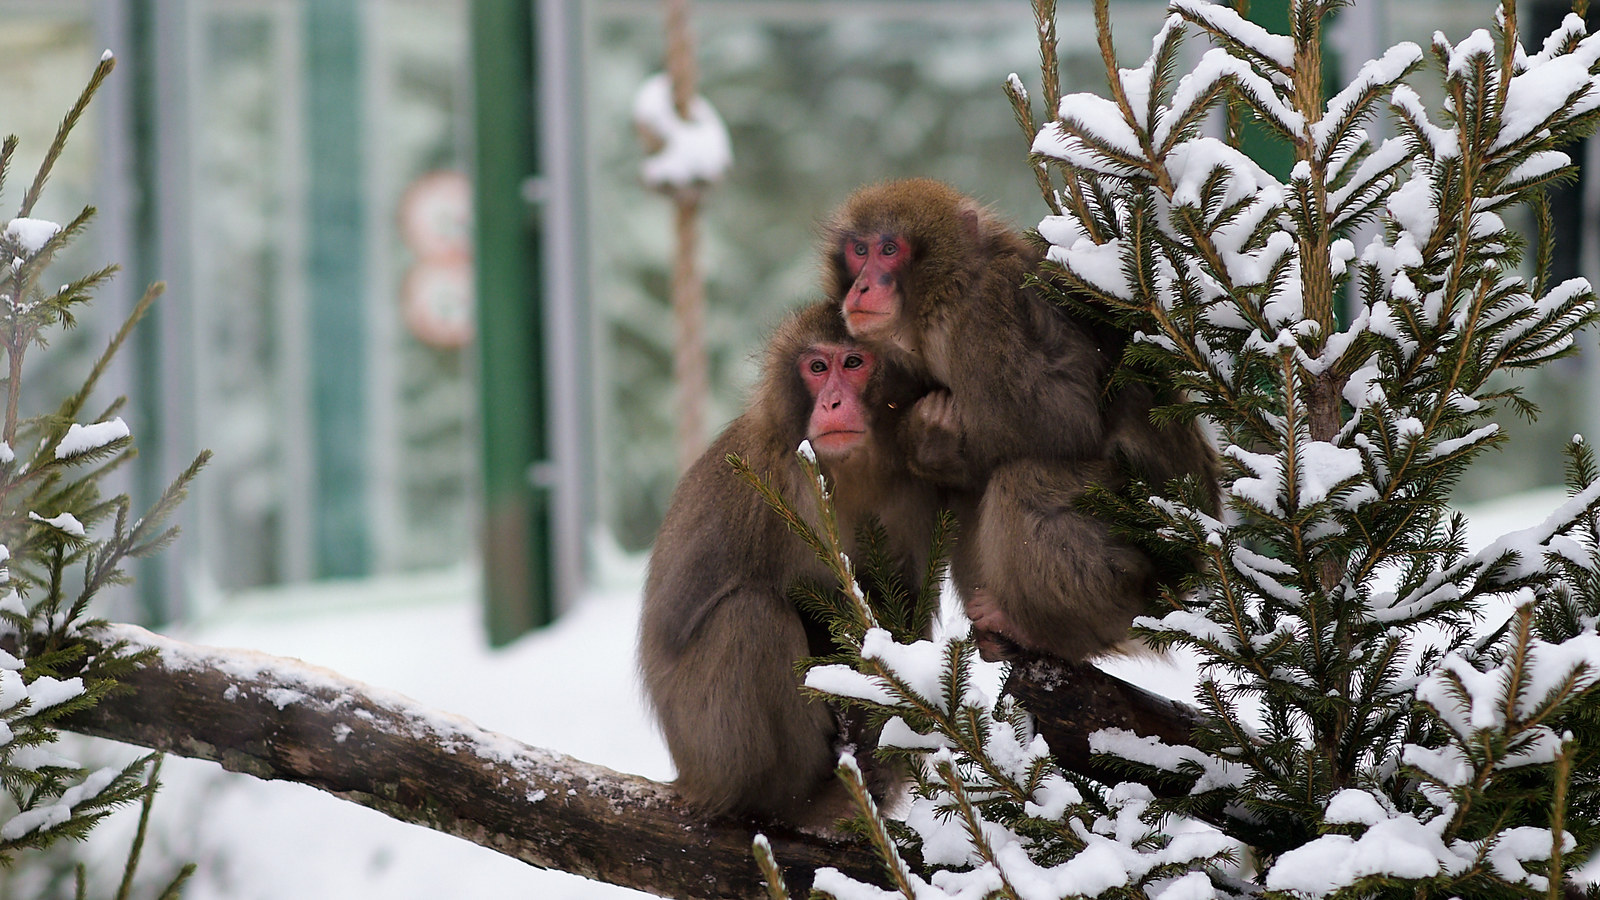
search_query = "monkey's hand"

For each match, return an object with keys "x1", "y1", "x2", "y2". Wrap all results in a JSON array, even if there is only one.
[
  {"x1": 964, "y1": 588, "x2": 1026, "y2": 662},
  {"x1": 904, "y1": 390, "x2": 973, "y2": 487}
]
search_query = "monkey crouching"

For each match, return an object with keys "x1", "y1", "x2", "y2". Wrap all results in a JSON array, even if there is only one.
[
  {"x1": 825, "y1": 177, "x2": 1221, "y2": 664},
  {"x1": 637, "y1": 300, "x2": 940, "y2": 823}
]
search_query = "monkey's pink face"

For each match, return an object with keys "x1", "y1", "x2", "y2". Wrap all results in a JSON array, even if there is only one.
[
  {"x1": 840, "y1": 234, "x2": 909, "y2": 340},
  {"x1": 800, "y1": 343, "x2": 875, "y2": 458}
]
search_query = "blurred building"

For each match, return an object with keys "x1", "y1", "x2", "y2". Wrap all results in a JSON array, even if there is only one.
[{"x1": 1, "y1": 0, "x2": 1597, "y2": 640}]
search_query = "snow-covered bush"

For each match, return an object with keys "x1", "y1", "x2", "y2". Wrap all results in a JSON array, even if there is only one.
[
  {"x1": 762, "y1": 0, "x2": 1600, "y2": 897},
  {"x1": 0, "y1": 53, "x2": 202, "y2": 893}
]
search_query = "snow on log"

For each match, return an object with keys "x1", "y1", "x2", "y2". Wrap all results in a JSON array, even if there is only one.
[
  {"x1": 55, "y1": 624, "x2": 1204, "y2": 899},
  {"x1": 57, "y1": 623, "x2": 881, "y2": 900}
]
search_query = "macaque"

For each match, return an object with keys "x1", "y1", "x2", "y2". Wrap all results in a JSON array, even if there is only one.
[
  {"x1": 825, "y1": 178, "x2": 1220, "y2": 662},
  {"x1": 637, "y1": 300, "x2": 939, "y2": 823}
]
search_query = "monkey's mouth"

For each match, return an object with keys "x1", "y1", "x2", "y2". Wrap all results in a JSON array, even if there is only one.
[
  {"x1": 812, "y1": 429, "x2": 865, "y2": 454},
  {"x1": 845, "y1": 309, "x2": 889, "y2": 325}
]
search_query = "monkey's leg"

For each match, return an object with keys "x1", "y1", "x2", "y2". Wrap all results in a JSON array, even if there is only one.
[
  {"x1": 649, "y1": 589, "x2": 841, "y2": 821},
  {"x1": 967, "y1": 460, "x2": 1156, "y2": 662}
]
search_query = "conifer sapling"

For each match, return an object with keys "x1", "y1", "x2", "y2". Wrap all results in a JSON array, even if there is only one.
[{"x1": 763, "y1": 0, "x2": 1600, "y2": 897}]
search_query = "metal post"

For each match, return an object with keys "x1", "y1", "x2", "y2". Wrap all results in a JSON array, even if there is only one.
[
  {"x1": 472, "y1": 0, "x2": 554, "y2": 644},
  {"x1": 306, "y1": 0, "x2": 371, "y2": 578}
]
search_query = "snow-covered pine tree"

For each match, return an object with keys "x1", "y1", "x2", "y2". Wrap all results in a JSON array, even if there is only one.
[
  {"x1": 757, "y1": 0, "x2": 1600, "y2": 897},
  {"x1": 0, "y1": 53, "x2": 201, "y2": 894}
]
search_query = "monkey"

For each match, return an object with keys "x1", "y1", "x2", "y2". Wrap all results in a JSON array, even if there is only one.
[
  {"x1": 824, "y1": 178, "x2": 1220, "y2": 662},
  {"x1": 637, "y1": 299, "x2": 940, "y2": 823}
]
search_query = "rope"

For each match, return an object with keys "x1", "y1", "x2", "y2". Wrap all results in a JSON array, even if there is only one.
[{"x1": 663, "y1": 0, "x2": 709, "y2": 472}]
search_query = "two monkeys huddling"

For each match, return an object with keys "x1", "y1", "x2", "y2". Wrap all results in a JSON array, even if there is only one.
[{"x1": 637, "y1": 178, "x2": 1222, "y2": 824}]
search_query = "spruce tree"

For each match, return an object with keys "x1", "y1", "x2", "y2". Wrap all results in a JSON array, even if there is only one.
[
  {"x1": 0, "y1": 54, "x2": 201, "y2": 896},
  {"x1": 759, "y1": 0, "x2": 1600, "y2": 897}
]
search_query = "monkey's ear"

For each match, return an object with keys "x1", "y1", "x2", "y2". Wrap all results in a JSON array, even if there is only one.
[{"x1": 958, "y1": 204, "x2": 983, "y2": 245}]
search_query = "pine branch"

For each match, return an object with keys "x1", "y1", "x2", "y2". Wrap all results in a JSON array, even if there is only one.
[{"x1": 18, "y1": 53, "x2": 115, "y2": 218}]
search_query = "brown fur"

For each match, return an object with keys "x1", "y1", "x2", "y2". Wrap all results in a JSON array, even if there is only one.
[
  {"x1": 637, "y1": 300, "x2": 939, "y2": 822},
  {"x1": 826, "y1": 178, "x2": 1113, "y2": 476},
  {"x1": 825, "y1": 178, "x2": 1221, "y2": 662}
]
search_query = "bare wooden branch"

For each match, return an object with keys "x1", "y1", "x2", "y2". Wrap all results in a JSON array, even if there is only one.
[{"x1": 56, "y1": 625, "x2": 1204, "y2": 900}]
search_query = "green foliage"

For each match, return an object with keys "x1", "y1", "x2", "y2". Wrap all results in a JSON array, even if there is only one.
[
  {"x1": 0, "y1": 54, "x2": 203, "y2": 894},
  {"x1": 762, "y1": 0, "x2": 1600, "y2": 898},
  {"x1": 742, "y1": 446, "x2": 1240, "y2": 899}
]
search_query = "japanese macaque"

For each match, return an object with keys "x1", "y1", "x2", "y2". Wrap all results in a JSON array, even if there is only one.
[
  {"x1": 825, "y1": 178, "x2": 1220, "y2": 662},
  {"x1": 638, "y1": 300, "x2": 939, "y2": 823}
]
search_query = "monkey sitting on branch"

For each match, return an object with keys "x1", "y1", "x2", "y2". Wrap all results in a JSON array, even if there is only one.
[
  {"x1": 824, "y1": 178, "x2": 1220, "y2": 663},
  {"x1": 637, "y1": 300, "x2": 941, "y2": 824}
]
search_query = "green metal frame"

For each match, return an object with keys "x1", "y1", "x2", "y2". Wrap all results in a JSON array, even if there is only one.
[
  {"x1": 307, "y1": 0, "x2": 372, "y2": 578},
  {"x1": 472, "y1": 0, "x2": 554, "y2": 644}
]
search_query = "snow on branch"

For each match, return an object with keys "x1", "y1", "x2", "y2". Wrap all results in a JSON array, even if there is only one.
[
  {"x1": 55, "y1": 623, "x2": 1204, "y2": 899},
  {"x1": 56, "y1": 623, "x2": 878, "y2": 900}
]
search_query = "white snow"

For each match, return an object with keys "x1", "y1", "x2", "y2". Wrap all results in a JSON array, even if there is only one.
[
  {"x1": 1494, "y1": 32, "x2": 1600, "y2": 150},
  {"x1": 1390, "y1": 84, "x2": 1460, "y2": 159},
  {"x1": 804, "y1": 662, "x2": 896, "y2": 706},
  {"x1": 56, "y1": 567, "x2": 671, "y2": 900},
  {"x1": 1088, "y1": 728, "x2": 1246, "y2": 793},
  {"x1": 1417, "y1": 653, "x2": 1508, "y2": 734},
  {"x1": 1171, "y1": 0, "x2": 1294, "y2": 69},
  {"x1": 1266, "y1": 813, "x2": 1466, "y2": 893},
  {"x1": 28, "y1": 511, "x2": 86, "y2": 537},
  {"x1": 0, "y1": 669, "x2": 26, "y2": 711},
  {"x1": 56, "y1": 418, "x2": 130, "y2": 459},
  {"x1": 1052, "y1": 93, "x2": 1144, "y2": 159},
  {"x1": 1224, "y1": 445, "x2": 1285, "y2": 515},
  {"x1": 1313, "y1": 44, "x2": 1422, "y2": 150},
  {"x1": 2, "y1": 217, "x2": 61, "y2": 256},
  {"x1": 1323, "y1": 789, "x2": 1390, "y2": 826},
  {"x1": 631, "y1": 73, "x2": 732, "y2": 190},
  {"x1": 1486, "y1": 826, "x2": 1567, "y2": 891},
  {"x1": 1153, "y1": 871, "x2": 1218, "y2": 900},
  {"x1": 1297, "y1": 440, "x2": 1365, "y2": 508},
  {"x1": 1, "y1": 766, "x2": 120, "y2": 841},
  {"x1": 1165, "y1": 136, "x2": 1265, "y2": 211},
  {"x1": 1006, "y1": 73, "x2": 1027, "y2": 103},
  {"x1": 32, "y1": 485, "x2": 1586, "y2": 899},
  {"x1": 1385, "y1": 169, "x2": 1439, "y2": 244},
  {"x1": 903, "y1": 794, "x2": 981, "y2": 867},
  {"x1": 1045, "y1": 235, "x2": 1134, "y2": 302},
  {"x1": 25, "y1": 674, "x2": 85, "y2": 710}
]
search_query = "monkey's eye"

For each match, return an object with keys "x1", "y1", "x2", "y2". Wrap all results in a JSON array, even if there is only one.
[
  {"x1": 809, "y1": 359, "x2": 828, "y2": 375},
  {"x1": 842, "y1": 354, "x2": 866, "y2": 370},
  {"x1": 881, "y1": 240, "x2": 899, "y2": 257},
  {"x1": 851, "y1": 241, "x2": 868, "y2": 257}
]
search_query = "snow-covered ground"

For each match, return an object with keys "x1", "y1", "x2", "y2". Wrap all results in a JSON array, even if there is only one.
[{"x1": 32, "y1": 487, "x2": 1569, "y2": 899}]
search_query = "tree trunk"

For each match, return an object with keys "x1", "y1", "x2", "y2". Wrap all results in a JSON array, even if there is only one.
[{"x1": 59, "y1": 624, "x2": 1200, "y2": 900}]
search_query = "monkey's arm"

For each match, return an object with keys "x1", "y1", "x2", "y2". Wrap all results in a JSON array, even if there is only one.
[
  {"x1": 937, "y1": 307, "x2": 1111, "y2": 474},
  {"x1": 899, "y1": 389, "x2": 980, "y2": 487}
]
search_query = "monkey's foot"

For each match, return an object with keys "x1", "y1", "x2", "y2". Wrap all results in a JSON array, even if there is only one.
[
  {"x1": 965, "y1": 589, "x2": 1025, "y2": 662},
  {"x1": 971, "y1": 629, "x2": 1024, "y2": 662}
]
